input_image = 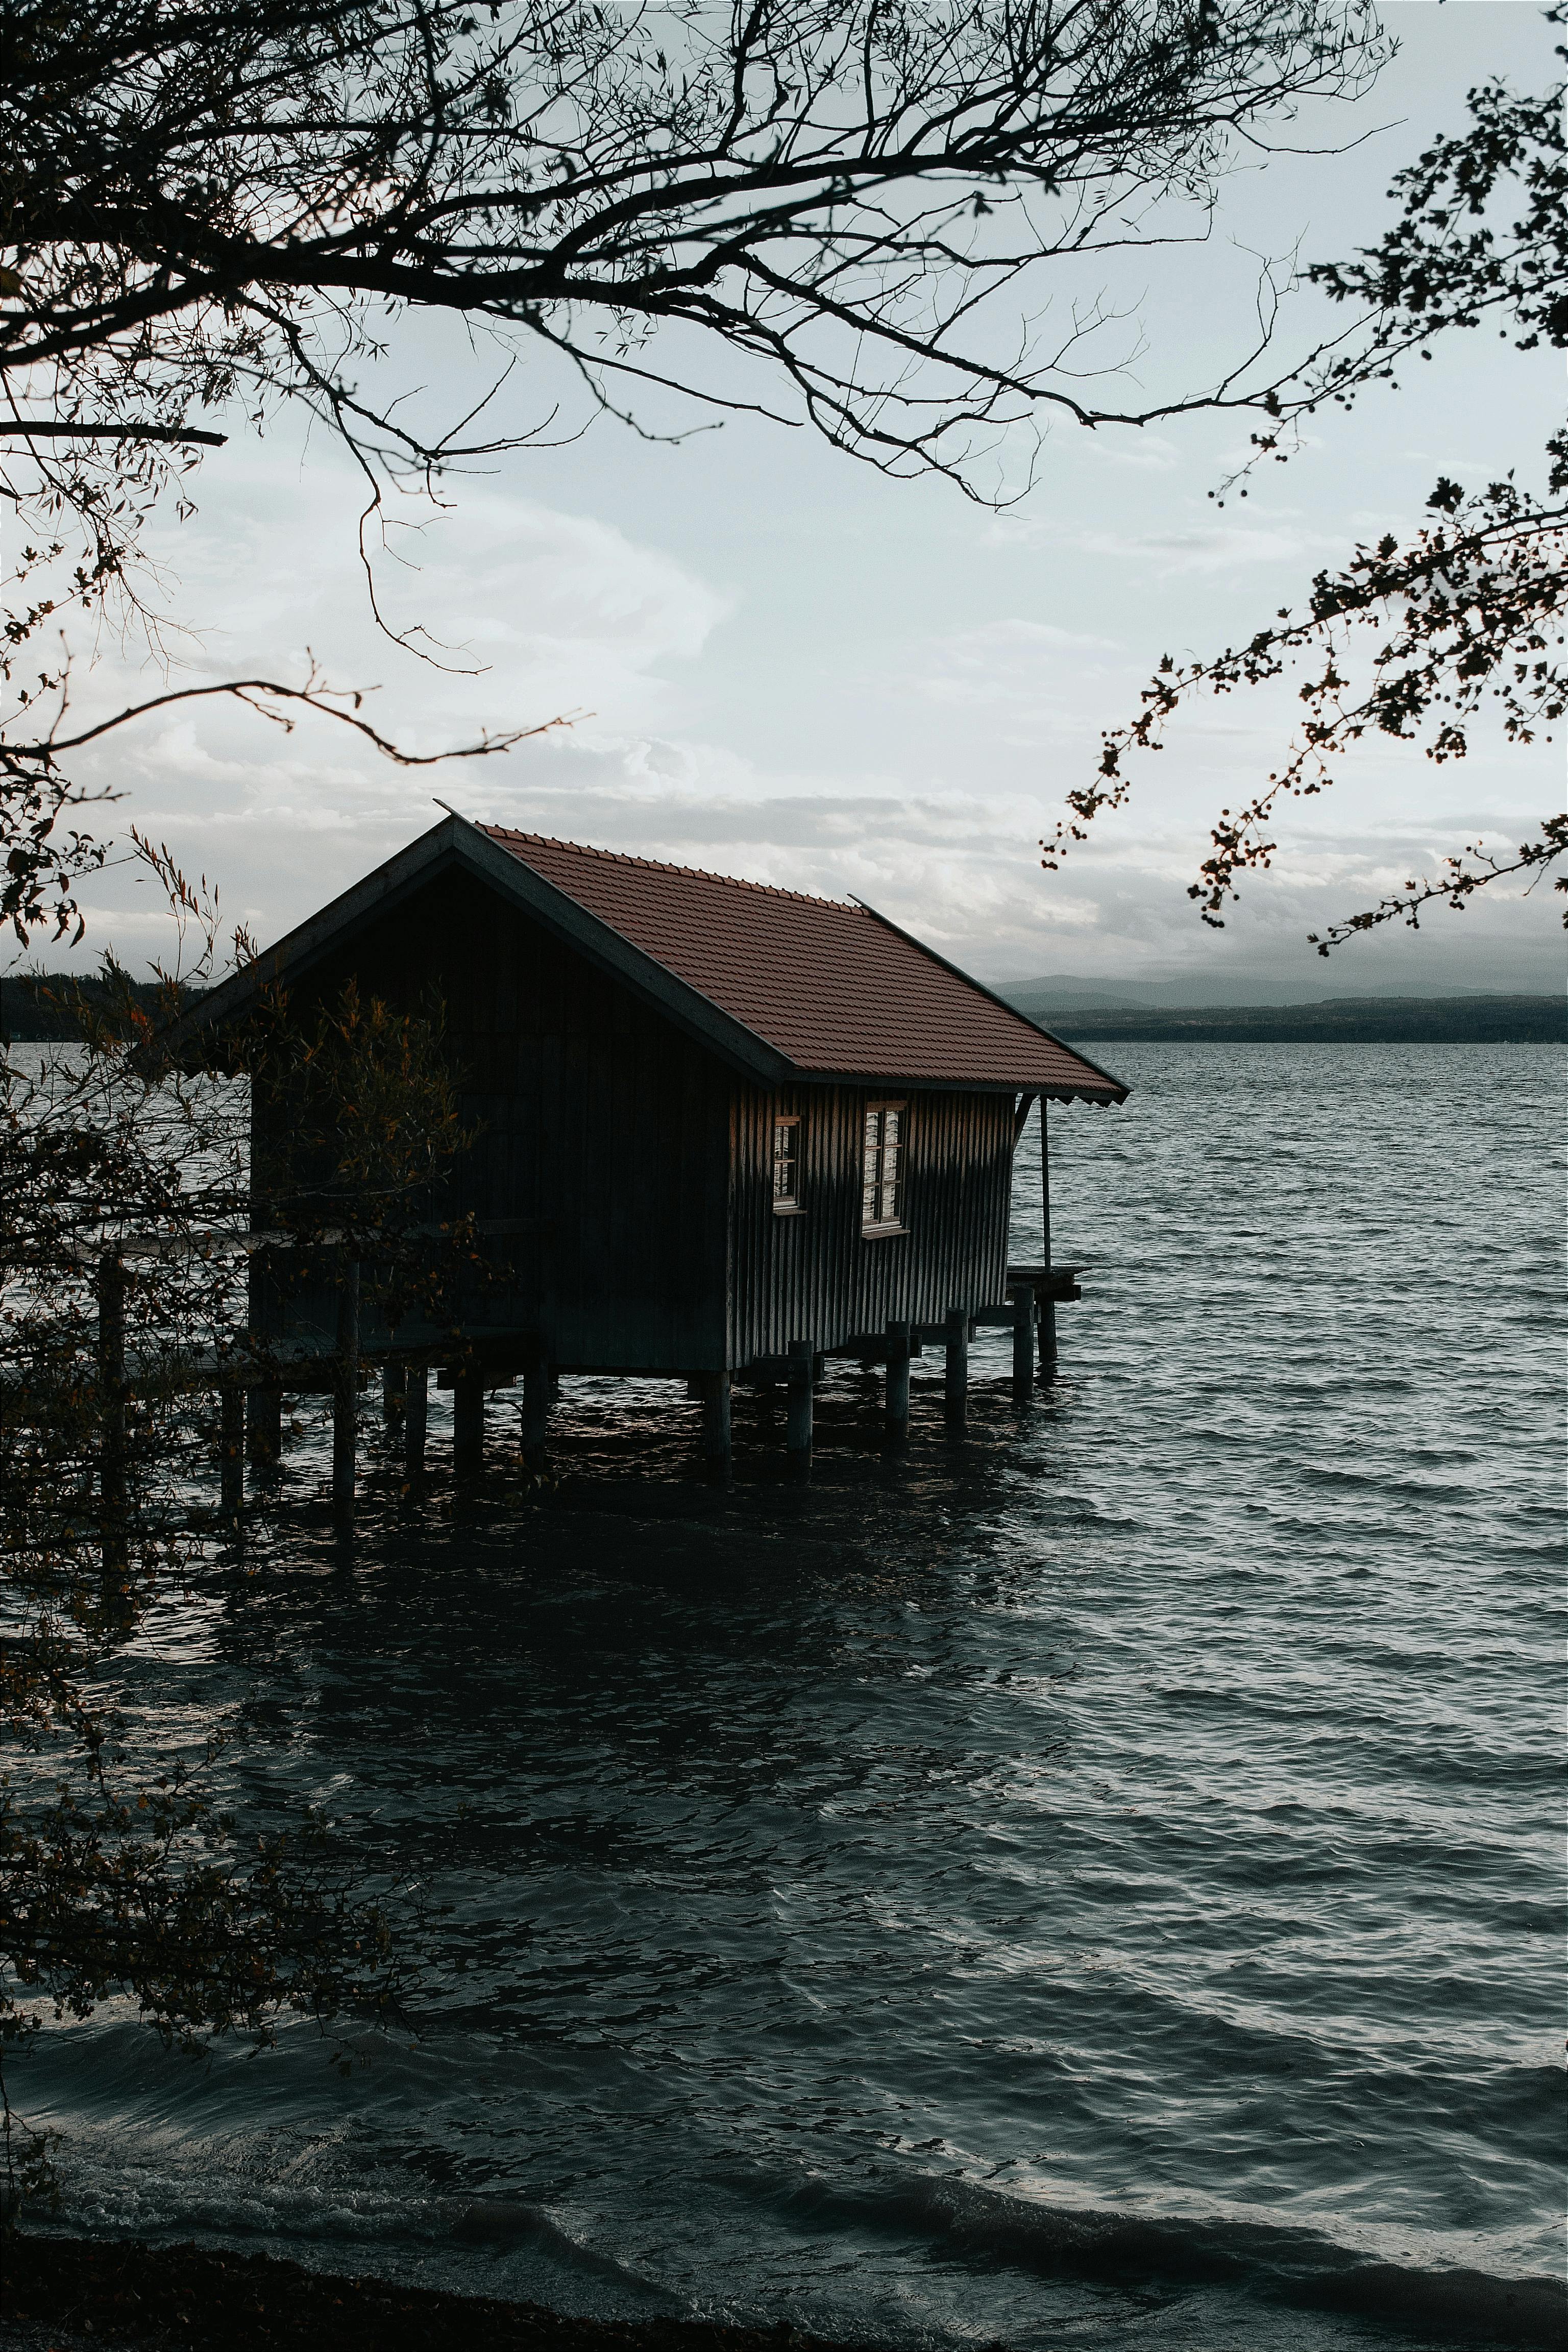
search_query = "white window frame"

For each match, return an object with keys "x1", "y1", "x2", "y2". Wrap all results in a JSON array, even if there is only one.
[
  {"x1": 861, "y1": 1100, "x2": 907, "y2": 1235},
  {"x1": 772, "y1": 1113, "x2": 803, "y2": 1214}
]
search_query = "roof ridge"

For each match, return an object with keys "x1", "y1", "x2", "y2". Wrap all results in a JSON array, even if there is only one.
[{"x1": 480, "y1": 824, "x2": 863, "y2": 913}]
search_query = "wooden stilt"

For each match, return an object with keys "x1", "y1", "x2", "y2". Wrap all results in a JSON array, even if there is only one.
[
  {"x1": 248, "y1": 1241, "x2": 284, "y2": 1467},
  {"x1": 219, "y1": 1385, "x2": 244, "y2": 1522},
  {"x1": 1012, "y1": 1282, "x2": 1035, "y2": 1403},
  {"x1": 701, "y1": 1369, "x2": 732, "y2": 1481},
  {"x1": 786, "y1": 1339, "x2": 813, "y2": 1476},
  {"x1": 1038, "y1": 1296, "x2": 1059, "y2": 1379},
  {"x1": 885, "y1": 1317, "x2": 911, "y2": 1448},
  {"x1": 944, "y1": 1305, "x2": 968, "y2": 1429},
  {"x1": 1038, "y1": 1099, "x2": 1059, "y2": 1378},
  {"x1": 453, "y1": 1366, "x2": 484, "y2": 1480},
  {"x1": 404, "y1": 1362, "x2": 428, "y2": 1481},
  {"x1": 382, "y1": 1358, "x2": 406, "y2": 1429},
  {"x1": 522, "y1": 1360, "x2": 551, "y2": 1470},
  {"x1": 248, "y1": 1386, "x2": 282, "y2": 1472},
  {"x1": 332, "y1": 1258, "x2": 360, "y2": 1522},
  {"x1": 97, "y1": 1251, "x2": 127, "y2": 1575}
]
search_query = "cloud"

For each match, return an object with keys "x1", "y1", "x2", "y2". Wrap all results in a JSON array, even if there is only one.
[
  {"x1": 1072, "y1": 522, "x2": 1315, "y2": 574},
  {"x1": 940, "y1": 618, "x2": 1123, "y2": 660},
  {"x1": 901, "y1": 616, "x2": 1128, "y2": 731}
]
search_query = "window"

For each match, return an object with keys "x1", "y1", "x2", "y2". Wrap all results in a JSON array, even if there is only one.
[
  {"x1": 862, "y1": 1102, "x2": 905, "y2": 1232},
  {"x1": 772, "y1": 1115, "x2": 802, "y2": 1212}
]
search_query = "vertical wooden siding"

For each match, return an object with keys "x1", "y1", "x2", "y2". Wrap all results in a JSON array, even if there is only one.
[
  {"x1": 254, "y1": 870, "x2": 732, "y2": 1370},
  {"x1": 727, "y1": 1083, "x2": 1015, "y2": 1369}
]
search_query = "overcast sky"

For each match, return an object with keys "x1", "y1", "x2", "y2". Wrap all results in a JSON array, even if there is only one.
[{"x1": 56, "y1": 0, "x2": 1565, "y2": 997}]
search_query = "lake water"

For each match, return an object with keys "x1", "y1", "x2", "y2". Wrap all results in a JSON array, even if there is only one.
[{"x1": 20, "y1": 1044, "x2": 1565, "y2": 2349}]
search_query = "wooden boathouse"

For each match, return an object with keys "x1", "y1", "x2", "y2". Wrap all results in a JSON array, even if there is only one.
[{"x1": 174, "y1": 814, "x2": 1128, "y2": 1496}]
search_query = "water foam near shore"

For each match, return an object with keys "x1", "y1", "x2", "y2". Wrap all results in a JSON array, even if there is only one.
[{"x1": 16, "y1": 1044, "x2": 1564, "y2": 2350}]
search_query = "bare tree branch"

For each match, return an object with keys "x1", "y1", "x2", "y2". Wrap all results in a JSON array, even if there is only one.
[{"x1": 1, "y1": 0, "x2": 1391, "y2": 651}]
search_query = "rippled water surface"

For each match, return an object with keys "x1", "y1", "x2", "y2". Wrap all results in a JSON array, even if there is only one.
[{"x1": 22, "y1": 1045, "x2": 1565, "y2": 2348}]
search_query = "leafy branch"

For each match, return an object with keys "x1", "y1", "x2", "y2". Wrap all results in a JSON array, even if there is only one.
[
  {"x1": 1045, "y1": 24, "x2": 1568, "y2": 947},
  {"x1": 1044, "y1": 461, "x2": 1568, "y2": 938}
]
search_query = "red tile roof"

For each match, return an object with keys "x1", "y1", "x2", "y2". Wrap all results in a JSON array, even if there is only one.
[{"x1": 480, "y1": 828, "x2": 1125, "y2": 1100}]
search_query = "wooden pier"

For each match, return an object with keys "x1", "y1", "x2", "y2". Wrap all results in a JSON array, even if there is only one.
[{"x1": 67, "y1": 1230, "x2": 1086, "y2": 1542}]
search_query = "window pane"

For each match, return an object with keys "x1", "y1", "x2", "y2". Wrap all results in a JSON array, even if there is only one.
[
  {"x1": 774, "y1": 1119, "x2": 799, "y2": 1202},
  {"x1": 863, "y1": 1105, "x2": 908, "y2": 1227}
]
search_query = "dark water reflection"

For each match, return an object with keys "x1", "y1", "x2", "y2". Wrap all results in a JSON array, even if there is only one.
[{"x1": 23, "y1": 1046, "x2": 1565, "y2": 2351}]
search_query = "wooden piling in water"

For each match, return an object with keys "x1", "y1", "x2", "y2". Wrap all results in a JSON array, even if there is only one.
[
  {"x1": 885, "y1": 1318, "x2": 911, "y2": 1448},
  {"x1": 522, "y1": 1360, "x2": 551, "y2": 1470},
  {"x1": 786, "y1": 1340, "x2": 813, "y2": 1476},
  {"x1": 453, "y1": 1366, "x2": 484, "y2": 1480},
  {"x1": 249, "y1": 1386, "x2": 282, "y2": 1472},
  {"x1": 701, "y1": 1369, "x2": 731, "y2": 1480},
  {"x1": 382, "y1": 1358, "x2": 406, "y2": 1430},
  {"x1": 1011, "y1": 1283, "x2": 1035, "y2": 1402},
  {"x1": 219, "y1": 1385, "x2": 244, "y2": 1521},
  {"x1": 97, "y1": 1251, "x2": 128, "y2": 1574},
  {"x1": 404, "y1": 1362, "x2": 428, "y2": 1481},
  {"x1": 944, "y1": 1305, "x2": 968, "y2": 1429},
  {"x1": 332, "y1": 1258, "x2": 360, "y2": 1521},
  {"x1": 248, "y1": 1241, "x2": 283, "y2": 1468},
  {"x1": 1038, "y1": 1101, "x2": 1058, "y2": 1378},
  {"x1": 1038, "y1": 1294, "x2": 1058, "y2": 1379}
]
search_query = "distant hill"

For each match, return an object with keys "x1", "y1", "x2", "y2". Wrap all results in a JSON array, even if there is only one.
[
  {"x1": 7, "y1": 970, "x2": 1561, "y2": 1049},
  {"x1": 997, "y1": 967, "x2": 1565, "y2": 1010},
  {"x1": 1001, "y1": 993, "x2": 1566, "y2": 1045}
]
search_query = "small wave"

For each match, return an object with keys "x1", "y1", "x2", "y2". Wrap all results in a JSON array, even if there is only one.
[
  {"x1": 38, "y1": 2164, "x2": 677, "y2": 2314},
  {"x1": 767, "y1": 2173, "x2": 1566, "y2": 2348},
  {"x1": 445, "y1": 2195, "x2": 678, "y2": 2299}
]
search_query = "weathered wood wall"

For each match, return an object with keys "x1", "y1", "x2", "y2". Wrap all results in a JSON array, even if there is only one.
[
  {"x1": 252, "y1": 869, "x2": 732, "y2": 1371},
  {"x1": 727, "y1": 1083, "x2": 1015, "y2": 1369}
]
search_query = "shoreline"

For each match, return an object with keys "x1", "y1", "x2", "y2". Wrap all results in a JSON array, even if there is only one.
[{"x1": 0, "y1": 2235, "x2": 869, "y2": 2352}]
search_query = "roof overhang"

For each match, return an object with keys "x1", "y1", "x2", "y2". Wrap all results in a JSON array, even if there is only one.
[
  {"x1": 159, "y1": 816, "x2": 800, "y2": 1084},
  {"x1": 157, "y1": 816, "x2": 1128, "y2": 1103}
]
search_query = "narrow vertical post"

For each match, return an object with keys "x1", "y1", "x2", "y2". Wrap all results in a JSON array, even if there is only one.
[
  {"x1": 523, "y1": 1358, "x2": 552, "y2": 1471},
  {"x1": 382, "y1": 1358, "x2": 406, "y2": 1431},
  {"x1": 1038, "y1": 1098, "x2": 1058, "y2": 1377},
  {"x1": 249, "y1": 1386, "x2": 282, "y2": 1472},
  {"x1": 885, "y1": 1317, "x2": 911, "y2": 1448},
  {"x1": 404, "y1": 1362, "x2": 428, "y2": 1482},
  {"x1": 453, "y1": 1365, "x2": 484, "y2": 1480},
  {"x1": 248, "y1": 1241, "x2": 283, "y2": 1467},
  {"x1": 332, "y1": 1257, "x2": 360, "y2": 1522},
  {"x1": 944, "y1": 1306, "x2": 969, "y2": 1430},
  {"x1": 1012, "y1": 1282, "x2": 1035, "y2": 1403},
  {"x1": 1038, "y1": 1288, "x2": 1059, "y2": 1378},
  {"x1": 700, "y1": 1369, "x2": 731, "y2": 1481},
  {"x1": 219, "y1": 1385, "x2": 244, "y2": 1522},
  {"x1": 786, "y1": 1339, "x2": 814, "y2": 1476},
  {"x1": 96, "y1": 1251, "x2": 127, "y2": 1575}
]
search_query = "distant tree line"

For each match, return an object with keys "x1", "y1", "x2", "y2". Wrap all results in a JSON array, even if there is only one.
[{"x1": 1011, "y1": 994, "x2": 1567, "y2": 1044}]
